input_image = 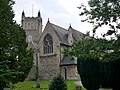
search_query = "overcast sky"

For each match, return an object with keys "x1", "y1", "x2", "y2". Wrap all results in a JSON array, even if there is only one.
[
  {"x1": 13, "y1": 0, "x2": 110, "y2": 37},
  {"x1": 13, "y1": 0, "x2": 94, "y2": 33}
]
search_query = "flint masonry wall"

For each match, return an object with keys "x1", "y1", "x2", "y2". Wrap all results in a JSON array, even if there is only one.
[
  {"x1": 38, "y1": 23, "x2": 61, "y2": 79},
  {"x1": 60, "y1": 65, "x2": 80, "y2": 80}
]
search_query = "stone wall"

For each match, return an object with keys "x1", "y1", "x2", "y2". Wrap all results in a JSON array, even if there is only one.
[
  {"x1": 38, "y1": 22, "x2": 61, "y2": 79},
  {"x1": 38, "y1": 55, "x2": 60, "y2": 79},
  {"x1": 22, "y1": 17, "x2": 42, "y2": 43},
  {"x1": 26, "y1": 65, "x2": 36, "y2": 80},
  {"x1": 60, "y1": 65, "x2": 80, "y2": 80}
]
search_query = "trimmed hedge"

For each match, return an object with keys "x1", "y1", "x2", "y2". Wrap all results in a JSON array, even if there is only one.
[
  {"x1": 77, "y1": 51, "x2": 120, "y2": 90},
  {"x1": 77, "y1": 56, "x2": 100, "y2": 90}
]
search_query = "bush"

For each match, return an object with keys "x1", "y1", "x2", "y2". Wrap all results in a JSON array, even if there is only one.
[
  {"x1": 101, "y1": 51, "x2": 120, "y2": 90},
  {"x1": 0, "y1": 75, "x2": 9, "y2": 90},
  {"x1": 77, "y1": 56, "x2": 100, "y2": 90},
  {"x1": 49, "y1": 74, "x2": 67, "y2": 90}
]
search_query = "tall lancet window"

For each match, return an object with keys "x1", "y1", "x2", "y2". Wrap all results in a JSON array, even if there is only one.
[{"x1": 44, "y1": 34, "x2": 53, "y2": 54}]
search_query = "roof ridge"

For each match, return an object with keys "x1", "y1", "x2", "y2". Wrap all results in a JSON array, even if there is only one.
[
  {"x1": 50, "y1": 23, "x2": 68, "y2": 31},
  {"x1": 71, "y1": 27, "x2": 85, "y2": 35}
]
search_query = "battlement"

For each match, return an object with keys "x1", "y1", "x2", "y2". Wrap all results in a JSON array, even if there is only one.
[{"x1": 21, "y1": 10, "x2": 42, "y2": 43}]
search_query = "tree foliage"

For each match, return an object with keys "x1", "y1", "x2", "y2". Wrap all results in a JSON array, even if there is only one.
[
  {"x1": 67, "y1": 0, "x2": 120, "y2": 89},
  {"x1": 77, "y1": 56, "x2": 100, "y2": 90},
  {"x1": 0, "y1": 0, "x2": 33, "y2": 88},
  {"x1": 64, "y1": 37, "x2": 120, "y2": 90},
  {"x1": 79, "y1": 0, "x2": 120, "y2": 36},
  {"x1": 64, "y1": 38, "x2": 117, "y2": 59}
]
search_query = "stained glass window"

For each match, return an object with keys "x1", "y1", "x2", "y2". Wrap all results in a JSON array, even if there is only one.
[{"x1": 44, "y1": 34, "x2": 53, "y2": 54}]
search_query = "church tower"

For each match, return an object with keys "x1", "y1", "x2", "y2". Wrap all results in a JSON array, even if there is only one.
[
  {"x1": 21, "y1": 11, "x2": 42, "y2": 80},
  {"x1": 21, "y1": 10, "x2": 42, "y2": 43}
]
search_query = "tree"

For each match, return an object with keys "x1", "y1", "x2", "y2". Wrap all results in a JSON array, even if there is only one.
[
  {"x1": 76, "y1": 1, "x2": 120, "y2": 89},
  {"x1": 0, "y1": 0, "x2": 33, "y2": 89},
  {"x1": 78, "y1": 0, "x2": 120, "y2": 36},
  {"x1": 64, "y1": 38, "x2": 102, "y2": 90},
  {"x1": 64, "y1": 37, "x2": 120, "y2": 90},
  {"x1": 49, "y1": 74, "x2": 67, "y2": 90},
  {"x1": 77, "y1": 56, "x2": 100, "y2": 90}
]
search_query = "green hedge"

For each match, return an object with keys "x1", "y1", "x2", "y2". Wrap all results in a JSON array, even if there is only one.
[
  {"x1": 77, "y1": 51, "x2": 120, "y2": 90},
  {"x1": 77, "y1": 56, "x2": 100, "y2": 90}
]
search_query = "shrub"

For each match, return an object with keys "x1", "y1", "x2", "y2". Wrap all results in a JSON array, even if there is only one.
[
  {"x1": 77, "y1": 56, "x2": 100, "y2": 90},
  {"x1": 0, "y1": 75, "x2": 9, "y2": 90},
  {"x1": 49, "y1": 74, "x2": 67, "y2": 90}
]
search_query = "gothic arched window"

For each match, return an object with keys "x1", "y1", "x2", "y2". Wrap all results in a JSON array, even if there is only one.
[{"x1": 44, "y1": 34, "x2": 53, "y2": 54}]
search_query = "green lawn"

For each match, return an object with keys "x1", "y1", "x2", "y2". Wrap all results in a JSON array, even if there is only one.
[
  {"x1": 12, "y1": 80, "x2": 112, "y2": 90},
  {"x1": 12, "y1": 80, "x2": 79, "y2": 90}
]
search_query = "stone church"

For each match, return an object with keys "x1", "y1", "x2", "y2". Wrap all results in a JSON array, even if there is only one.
[{"x1": 21, "y1": 11, "x2": 85, "y2": 80}]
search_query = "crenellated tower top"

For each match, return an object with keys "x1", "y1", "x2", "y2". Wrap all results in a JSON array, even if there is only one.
[{"x1": 21, "y1": 10, "x2": 42, "y2": 43}]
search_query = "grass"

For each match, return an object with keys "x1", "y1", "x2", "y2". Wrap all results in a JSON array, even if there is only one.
[
  {"x1": 12, "y1": 80, "x2": 78, "y2": 90},
  {"x1": 12, "y1": 80, "x2": 112, "y2": 90},
  {"x1": 66, "y1": 80, "x2": 78, "y2": 90},
  {"x1": 79, "y1": 87, "x2": 112, "y2": 90}
]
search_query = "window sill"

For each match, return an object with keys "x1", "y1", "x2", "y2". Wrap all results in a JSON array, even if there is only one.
[{"x1": 40, "y1": 53, "x2": 57, "y2": 57}]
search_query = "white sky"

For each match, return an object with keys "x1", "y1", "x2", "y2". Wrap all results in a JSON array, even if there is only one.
[{"x1": 13, "y1": 0, "x2": 109, "y2": 37}]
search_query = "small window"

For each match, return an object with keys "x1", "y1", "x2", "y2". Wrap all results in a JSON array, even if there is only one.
[
  {"x1": 44, "y1": 34, "x2": 53, "y2": 54},
  {"x1": 31, "y1": 23, "x2": 33, "y2": 29},
  {"x1": 28, "y1": 23, "x2": 30, "y2": 29},
  {"x1": 34, "y1": 23, "x2": 36, "y2": 29}
]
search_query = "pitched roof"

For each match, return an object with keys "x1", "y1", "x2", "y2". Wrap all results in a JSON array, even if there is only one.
[
  {"x1": 49, "y1": 21, "x2": 85, "y2": 45},
  {"x1": 60, "y1": 56, "x2": 77, "y2": 66},
  {"x1": 50, "y1": 23, "x2": 69, "y2": 45},
  {"x1": 71, "y1": 28, "x2": 85, "y2": 43}
]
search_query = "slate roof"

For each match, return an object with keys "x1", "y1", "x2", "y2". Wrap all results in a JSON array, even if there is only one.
[
  {"x1": 60, "y1": 56, "x2": 77, "y2": 66},
  {"x1": 71, "y1": 28, "x2": 85, "y2": 43},
  {"x1": 50, "y1": 22, "x2": 85, "y2": 45},
  {"x1": 50, "y1": 23, "x2": 69, "y2": 45}
]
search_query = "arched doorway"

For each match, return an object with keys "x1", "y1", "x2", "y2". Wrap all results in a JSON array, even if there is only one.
[{"x1": 64, "y1": 67, "x2": 67, "y2": 80}]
